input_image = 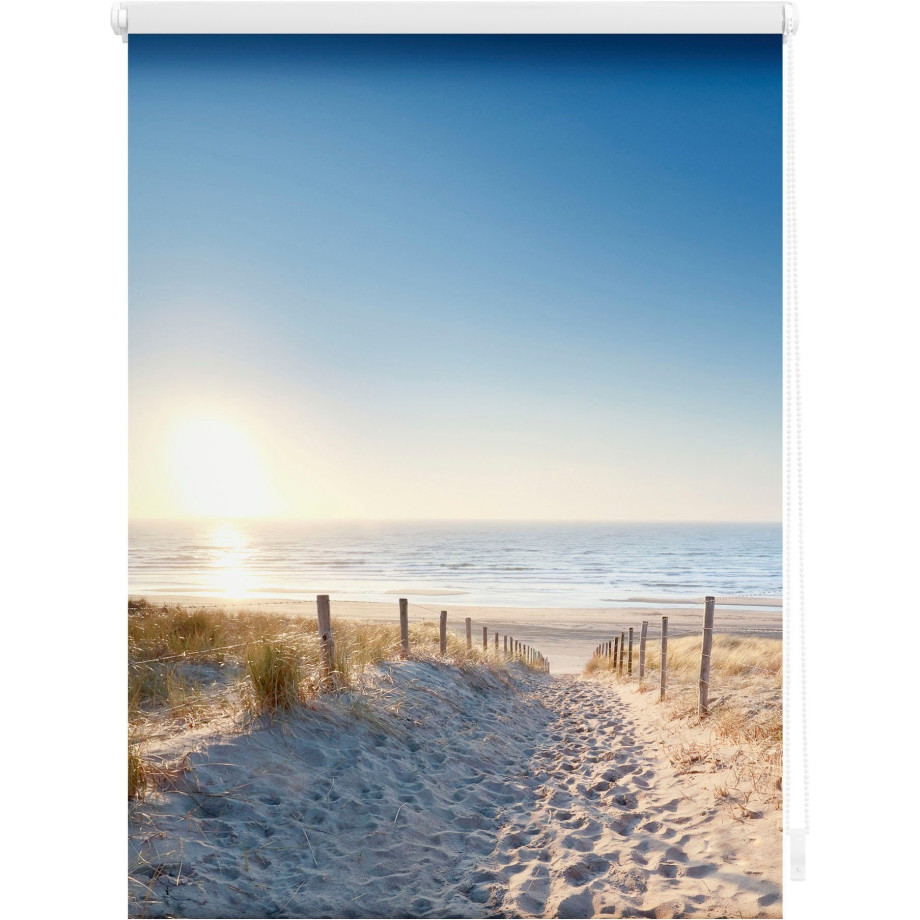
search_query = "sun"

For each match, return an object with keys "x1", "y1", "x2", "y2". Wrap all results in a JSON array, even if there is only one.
[{"x1": 166, "y1": 415, "x2": 277, "y2": 519}]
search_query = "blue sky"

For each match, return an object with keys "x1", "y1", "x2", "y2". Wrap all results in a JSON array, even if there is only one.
[{"x1": 129, "y1": 35, "x2": 782, "y2": 522}]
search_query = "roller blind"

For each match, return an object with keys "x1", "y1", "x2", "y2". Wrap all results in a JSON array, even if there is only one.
[{"x1": 121, "y1": 4, "x2": 805, "y2": 917}]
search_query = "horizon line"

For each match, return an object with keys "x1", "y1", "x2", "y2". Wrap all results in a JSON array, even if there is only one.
[{"x1": 129, "y1": 517, "x2": 782, "y2": 526}]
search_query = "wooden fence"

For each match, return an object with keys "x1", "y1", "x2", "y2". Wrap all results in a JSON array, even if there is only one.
[
  {"x1": 316, "y1": 595, "x2": 550, "y2": 674},
  {"x1": 319, "y1": 593, "x2": 722, "y2": 710},
  {"x1": 593, "y1": 596, "x2": 717, "y2": 716}
]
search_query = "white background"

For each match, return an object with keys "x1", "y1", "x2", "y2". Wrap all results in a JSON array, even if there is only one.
[{"x1": 3, "y1": 1, "x2": 918, "y2": 916}]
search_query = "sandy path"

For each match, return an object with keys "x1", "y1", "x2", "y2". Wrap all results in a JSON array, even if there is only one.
[
  {"x1": 130, "y1": 665, "x2": 779, "y2": 918},
  {"x1": 474, "y1": 677, "x2": 781, "y2": 918}
]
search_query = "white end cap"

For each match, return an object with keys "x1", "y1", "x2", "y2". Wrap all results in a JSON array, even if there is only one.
[
  {"x1": 789, "y1": 828, "x2": 806, "y2": 881},
  {"x1": 111, "y1": 3, "x2": 128, "y2": 43}
]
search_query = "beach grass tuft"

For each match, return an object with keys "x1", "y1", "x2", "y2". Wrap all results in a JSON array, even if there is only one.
[
  {"x1": 128, "y1": 744, "x2": 147, "y2": 800},
  {"x1": 129, "y1": 604, "x2": 225, "y2": 661},
  {"x1": 245, "y1": 640, "x2": 304, "y2": 712}
]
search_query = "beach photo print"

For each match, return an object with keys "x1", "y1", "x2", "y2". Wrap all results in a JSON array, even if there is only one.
[{"x1": 128, "y1": 31, "x2": 783, "y2": 920}]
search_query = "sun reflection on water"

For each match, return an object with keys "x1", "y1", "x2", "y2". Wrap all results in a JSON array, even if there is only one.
[{"x1": 205, "y1": 522, "x2": 258, "y2": 597}]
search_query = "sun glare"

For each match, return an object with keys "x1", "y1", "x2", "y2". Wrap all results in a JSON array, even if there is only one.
[
  {"x1": 206, "y1": 522, "x2": 259, "y2": 597},
  {"x1": 167, "y1": 415, "x2": 277, "y2": 519}
]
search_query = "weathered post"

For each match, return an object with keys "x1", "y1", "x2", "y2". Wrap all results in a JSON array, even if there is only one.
[
  {"x1": 639, "y1": 620, "x2": 649, "y2": 679},
  {"x1": 627, "y1": 627, "x2": 634, "y2": 676},
  {"x1": 495, "y1": 631, "x2": 499, "y2": 651},
  {"x1": 316, "y1": 594, "x2": 335, "y2": 686},
  {"x1": 613, "y1": 636, "x2": 619, "y2": 672},
  {"x1": 619, "y1": 631, "x2": 626, "y2": 675},
  {"x1": 439, "y1": 610, "x2": 447, "y2": 655},
  {"x1": 699, "y1": 596, "x2": 716, "y2": 716},
  {"x1": 483, "y1": 626, "x2": 488, "y2": 649},
  {"x1": 660, "y1": 616, "x2": 669, "y2": 701},
  {"x1": 399, "y1": 598, "x2": 409, "y2": 659},
  {"x1": 465, "y1": 617, "x2": 472, "y2": 651},
  {"x1": 504, "y1": 635, "x2": 508, "y2": 655}
]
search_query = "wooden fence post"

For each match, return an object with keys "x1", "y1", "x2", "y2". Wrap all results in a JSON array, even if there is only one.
[
  {"x1": 439, "y1": 610, "x2": 447, "y2": 655},
  {"x1": 613, "y1": 636, "x2": 619, "y2": 671},
  {"x1": 399, "y1": 598, "x2": 409, "y2": 659},
  {"x1": 619, "y1": 631, "x2": 626, "y2": 675},
  {"x1": 495, "y1": 631, "x2": 499, "y2": 651},
  {"x1": 639, "y1": 620, "x2": 648, "y2": 679},
  {"x1": 699, "y1": 596, "x2": 715, "y2": 717},
  {"x1": 483, "y1": 626, "x2": 488, "y2": 649},
  {"x1": 465, "y1": 617, "x2": 472, "y2": 651},
  {"x1": 316, "y1": 594, "x2": 334, "y2": 686},
  {"x1": 660, "y1": 616, "x2": 669, "y2": 701},
  {"x1": 504, "y1": 635, "x2": 508, "y2": 655},
  {"x1": 627, "y1": 627, "x2": 634, "y2": 676}
]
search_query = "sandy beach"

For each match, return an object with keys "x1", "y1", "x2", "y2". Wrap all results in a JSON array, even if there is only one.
[
  {"x1": 130, "y1": 659, "x2": 780, "y2": 917},
  {"x1": 130, "y1": 598, "x2": 781, "y2": 918}
]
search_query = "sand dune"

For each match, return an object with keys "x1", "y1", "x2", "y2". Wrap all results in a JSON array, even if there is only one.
[{"x1": 130, "y1": 658, "x2": 780, "y2": 918}]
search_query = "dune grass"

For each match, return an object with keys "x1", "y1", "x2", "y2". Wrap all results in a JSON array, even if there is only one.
[
  {"x1": 584, "y1": 632, "x2": 783, "y2": 812},
  {"x1": 128, "y1": 743, "x2": 148, "y2": 801},
  {"x1": 128, "y1": 601, "x2": 549, "y2": 798},
  {"x1": 585, "y1": 634, "x2": 781, "y2": 681},
  {"x1": 245, "y1": 640, "x2": 304, "y2": 712},
  {"x1": 129, "y1": 602, "x2": 544, "y2": 720}
]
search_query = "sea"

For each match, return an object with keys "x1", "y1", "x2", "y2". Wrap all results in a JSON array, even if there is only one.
[{"x1": 129, "y1": 521, "x2": 781, "y2": 609}]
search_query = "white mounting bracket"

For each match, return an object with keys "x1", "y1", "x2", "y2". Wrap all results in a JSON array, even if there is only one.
[{"x1": 111, "y1": 3, "x2": 128, "y2": 43}]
